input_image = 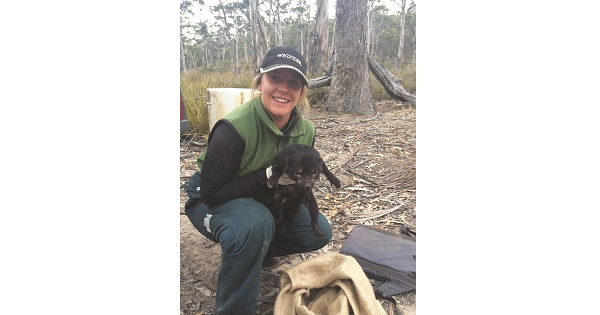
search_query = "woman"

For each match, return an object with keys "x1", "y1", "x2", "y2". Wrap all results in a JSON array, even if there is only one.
[{"x1": 182, "y1": 46, "x2": 332, "y2": 315}]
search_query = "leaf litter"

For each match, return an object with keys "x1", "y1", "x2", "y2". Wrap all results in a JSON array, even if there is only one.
[{"x1": 180, "y1": 100, "x2": 416, "y2": 315}]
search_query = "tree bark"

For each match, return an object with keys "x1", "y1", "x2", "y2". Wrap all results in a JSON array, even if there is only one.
[
  {"x1": 309, "y1": 0, "x2": 328, "y2": 76},
  {"x1": 396, "y1": 0, "x2": 407, "y2": 68},
  {"x1": 180, "y1": 33, "x2": 187, "y2": 73},
  {"x1": 326, "y1": 0, "x2": 374, "y2": 115},
  {"x1": 249, "y1": 0, "x2": 264, "y2": 73},
  {"x1": 234, "y1": 26, "x2": 240, "y2": 75},
  {"x1": 180, "y1": 16, "x2": 187, "y2": 74},
  {"x1": 307, "y1": 76, "x2": 331, "y2": 89}
]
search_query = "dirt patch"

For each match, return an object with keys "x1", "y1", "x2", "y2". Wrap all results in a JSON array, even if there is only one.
[{"x1": 180, "y1": 101, "x2": 416, "y2": 315}]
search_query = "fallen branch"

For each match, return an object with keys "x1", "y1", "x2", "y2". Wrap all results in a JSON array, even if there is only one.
[
  {"x1": 368, "y1": 56, "x2": 416, "y2": 106},
  {"x1": 326, "y1": 206, "x2": 343, "y2": 220},
  {"x1": 193, "y1": 275, "x2": 217, "y2": 292},
  {"x1": 257, "y1": 295, "x2": 277, "y2": 303},
  {"x1": 360, "y1": 112, "x2": 380, "y2": 122},
  {"x1": 334, "y1": 141, "x2": 364, "y2": 174},
  {"x1": 308, "y1": 76, "x2": 332, "y2": 89},
  {"x1": 350, "y1": 203, "x2": 403, "y2": 221}
]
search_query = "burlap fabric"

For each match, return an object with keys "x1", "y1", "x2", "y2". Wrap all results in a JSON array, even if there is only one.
[{"x1": 273, "y1": 253, "x2": 387, "y2": 315}]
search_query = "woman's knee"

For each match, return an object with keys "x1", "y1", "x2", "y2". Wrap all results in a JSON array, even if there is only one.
[{"x1": 210, "y1": 198, "x2": 275, "y2": 253}]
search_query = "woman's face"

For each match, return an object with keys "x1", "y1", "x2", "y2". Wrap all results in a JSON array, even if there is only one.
[{"x1": 258, "y1": 69, "x2": 304, "y2": 129}]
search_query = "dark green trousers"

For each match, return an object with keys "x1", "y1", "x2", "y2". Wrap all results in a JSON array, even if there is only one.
[{"x1": 184, "y1": 196, "x2": 332, "y2": 315}]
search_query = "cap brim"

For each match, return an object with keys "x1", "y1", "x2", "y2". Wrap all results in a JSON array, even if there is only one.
[{"x1": 260, "y1": 65, "x2": 308, "y2": 85}]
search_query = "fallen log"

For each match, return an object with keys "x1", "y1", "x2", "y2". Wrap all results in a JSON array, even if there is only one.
[
  {"x1": 307, "y1": 55, "x2": 416, "y2": 107},
  {"x1": 368, "y1": 56, "x2": 416, "y2": 106},
  {"x1": 308, "y1": 76, "x2": 332, "y2": 89}
]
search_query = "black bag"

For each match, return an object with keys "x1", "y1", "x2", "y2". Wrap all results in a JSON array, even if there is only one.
[{"x1": 339, "y1": 224, "x2": 416, "y2": 298}]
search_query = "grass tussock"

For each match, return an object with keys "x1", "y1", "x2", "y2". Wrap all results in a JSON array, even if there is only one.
[
  {"x1": 181, "y1": 68, "x2": 255, "y2": 134},
  {"x1": 181, "y1": 64, "x2": 416, "y2": 132}
]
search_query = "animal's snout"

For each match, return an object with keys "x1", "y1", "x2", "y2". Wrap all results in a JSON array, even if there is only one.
[{"x1": 298, "y1": 178, "x2": 316, "y2": 189}]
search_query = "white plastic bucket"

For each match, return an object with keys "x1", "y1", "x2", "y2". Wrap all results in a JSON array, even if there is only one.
[{"x1": 206, "y1": 88, "x2": 255, "y2": 130}]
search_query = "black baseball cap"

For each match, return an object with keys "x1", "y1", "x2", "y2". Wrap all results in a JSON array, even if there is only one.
[{"x1": 259, "y1": 46, "x2": 308, "y2": 85}]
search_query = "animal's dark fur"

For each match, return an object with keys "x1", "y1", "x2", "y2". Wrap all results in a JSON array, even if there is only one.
[{"x1": 266, "y1": 144, "x2": 341, "y2": 239}]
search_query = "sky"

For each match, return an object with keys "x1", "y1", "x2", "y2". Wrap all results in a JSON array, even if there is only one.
[{"x1": 189, "y1": 0, "x2": 411, "y2": 24}]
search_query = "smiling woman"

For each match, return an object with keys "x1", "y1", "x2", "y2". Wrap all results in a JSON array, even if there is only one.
[
  {"x1": 181, "y1": 46, "x2": 332, "y2": 314},
  {"x1": 254, "y1": 46, "x2": 308, "y2": 130}
]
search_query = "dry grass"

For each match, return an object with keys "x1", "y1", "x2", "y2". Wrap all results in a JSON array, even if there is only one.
[{"x1": 180, "y1": 64, "x2": 416, "y2": 133}]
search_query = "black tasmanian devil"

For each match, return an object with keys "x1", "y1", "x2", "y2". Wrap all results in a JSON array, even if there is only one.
[{"x1": 266, "y1": 144, "x2": 341, "y2": 239}]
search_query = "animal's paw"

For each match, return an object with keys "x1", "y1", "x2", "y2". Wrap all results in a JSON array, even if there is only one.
[
  {"x1": 313, "y1": 227, "x2": 326, "y2": 240},
  {"x1": 267, "y1": 177, "x2": 278, "y2": 188},
  {"x1": 330, "y1": 177, "x2": 341, "y2": 188}
]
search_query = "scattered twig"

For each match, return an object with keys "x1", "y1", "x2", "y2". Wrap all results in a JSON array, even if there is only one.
[
  {"x1": 344, "y1": 186, "x2": 374, "y2": 192},
  {"x1": 350, "y1": 203, "x2": 403, "y2": 221},
  {"x1": 257, "y1": 295, "x2": 277, "y2": 303},
  {"x1": 360, "y1": 112, "x2": 380, "y2": 122},
  {"x1": 387, "y1": 219, "x2": 416, "y2": 228},
  {"x1": 342, "y1": 168, "x2": 379, "y2": 186},
  {"x1": 326, "y1": 207, "x2": 343, "y2": 220},
  {"x1": 334, "y1": 141, "x2": 364, "y2": 174},
  {"x1": 193, "y1": 275, "x2": 217, "y2": 292}
]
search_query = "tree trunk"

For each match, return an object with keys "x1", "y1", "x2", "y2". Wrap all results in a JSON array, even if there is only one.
[
  {"x1": 326, "y1": 0, "x2": 374, "y2": 115},
  {"x1": 249, "y1": 0, "x2": 264, "y2": 73},
  {"x1": 309, "y1": 0, "x2": 328, "y2": 76},
  {"x1": 270, "y1": 0, "x2": 283, "y2": 45},
  {"x1": 396, "y1": 0, "x2": 407, "y2": 68},
  {"x1": 180, "y1": 35, "x2": 187, "y2": 73},
  {"x1": 180, "y1": 17, "x2": 187, "y2": 74},
  {"x1": 244, "y1": 37, "x2": 248, "y2": 63},
  {"x1": 234, "y1": 27, "x2": 240, "y2": 76}
]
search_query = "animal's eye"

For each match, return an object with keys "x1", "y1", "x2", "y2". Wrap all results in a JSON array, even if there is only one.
[{"x1": 294, "y1": 170, "x2": 301, "y2": 176}]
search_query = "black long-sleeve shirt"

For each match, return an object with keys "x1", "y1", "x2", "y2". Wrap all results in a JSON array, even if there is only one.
[{"x1": 199, "y1": 122, "x2": 269, "y2": 206}]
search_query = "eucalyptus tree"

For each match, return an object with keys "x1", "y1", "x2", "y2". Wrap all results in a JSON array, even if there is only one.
[
  {"x1": 210, "y1": 0, "x2": 248, "y2": 74},
  {"x1": 190, "y1": 21, "x2": 210, "y2": 68},
  {"x1": 250, "y1": 0, "x2": 270, "y2": 73},
  {"x1": 265, "y1": 0, "x2": 285, "y2": 45},
  {"x1": 286, "y1": 0, "x2": 311, "y2": 55},
  {"x1": 309, "y1": 0, "x2": 329, "y2": 76},
  {"x1": 367, "y1": 0, "x2": 389, "y2": 59},
  {"x1": 326, "y1": 0, "x2": 374, "y2": 115},
  {"x1": 404, "y1": 0, "x2": 416, "y2": 66},
  {"x1": 181, "y1": 0, "x2": 200, "y2": 73},
  {"x1": 373, "y1": 14, "x2": 401, "y2": 63},
  {"x1": 396, "y1": 0, "x2": 407, "y2": 67}
]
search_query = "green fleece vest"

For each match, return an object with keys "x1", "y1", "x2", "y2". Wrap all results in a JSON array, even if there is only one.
[{"x1": 197, "y1": 97, "x2": 315, "y2": 177}]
